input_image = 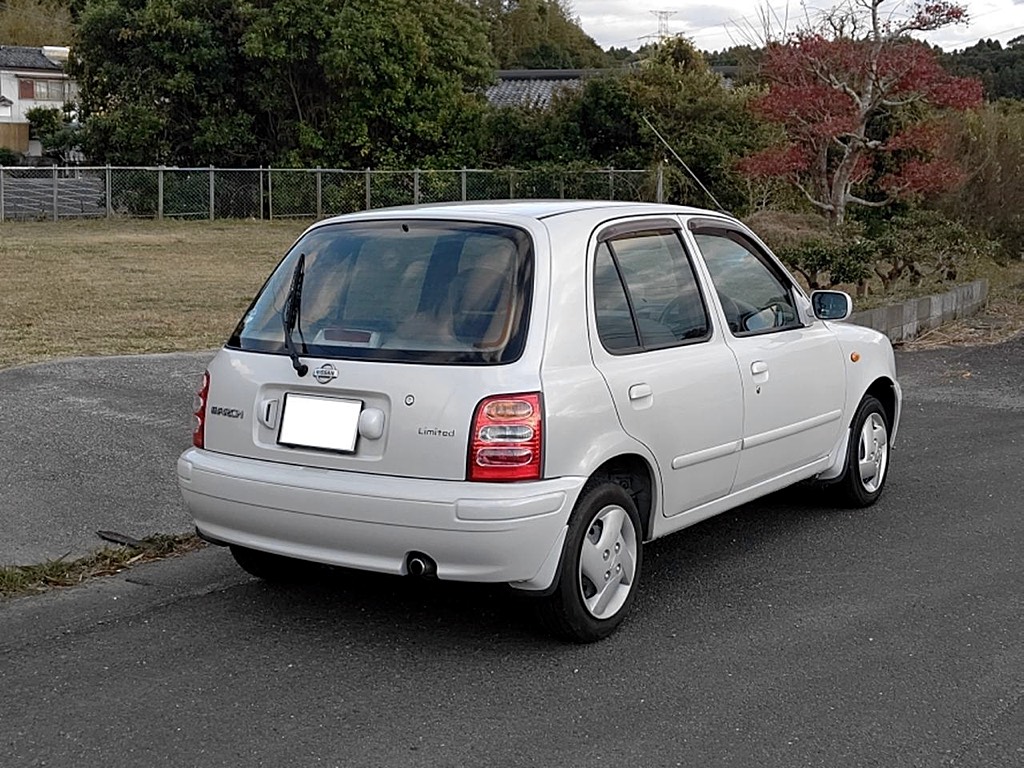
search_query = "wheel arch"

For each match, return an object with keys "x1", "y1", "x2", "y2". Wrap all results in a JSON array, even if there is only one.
[
  {"x1": 587, "y1": 453, "x2": 657, "y2": 542},
  {"x1": 863, "y1": 376, "x2": 898, "y2": 433}
]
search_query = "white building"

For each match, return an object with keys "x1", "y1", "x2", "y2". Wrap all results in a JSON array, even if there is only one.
[{"x1": 0, "y1": 45, "x2": 77, "y2": 157}]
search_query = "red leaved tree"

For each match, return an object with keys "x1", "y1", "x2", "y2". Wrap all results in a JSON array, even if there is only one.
[{"x1": 738, "y1": 0, "x2": 983, "y2": 227}]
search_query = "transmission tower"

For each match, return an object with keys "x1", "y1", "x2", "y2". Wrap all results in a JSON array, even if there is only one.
[
  {"x1": 651, "y1": 10, "x2": 676, "y2": 39},
  {"x1": 639, "y1": 9, "x2": 677, "y2": 45}
]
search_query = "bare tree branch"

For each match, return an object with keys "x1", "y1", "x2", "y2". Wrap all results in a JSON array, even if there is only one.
[{"x1": 847, "y1": 194, "x2": 892, "y2": 207}]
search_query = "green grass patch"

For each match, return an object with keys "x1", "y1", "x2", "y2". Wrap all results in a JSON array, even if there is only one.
[{"x1": 0, "y1": 534, "x2": 206, "y2": 599}]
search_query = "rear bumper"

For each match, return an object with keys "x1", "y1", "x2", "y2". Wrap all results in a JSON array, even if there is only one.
[{"x1": 177, "y1": 448, "x2": 584, "y2": 590}]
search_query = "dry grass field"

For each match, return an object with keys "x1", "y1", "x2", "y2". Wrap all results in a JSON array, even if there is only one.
[
  {"x1": 0, "y1": 218, "x2": 1021, "y2": 370},
  {"x1": 0, "y1": 219, "x2": 307, "y2": 369}
]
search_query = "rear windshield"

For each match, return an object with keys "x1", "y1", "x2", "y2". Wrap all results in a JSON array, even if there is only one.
[{"x1": 228, "y1": 220, "x2": 533, "y2": 365}]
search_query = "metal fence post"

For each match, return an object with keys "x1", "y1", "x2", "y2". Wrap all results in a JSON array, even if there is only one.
[
  {"x1": 413, "y1": 169, "x2": 420, "y2": 205},
  {"x1": 656, "y1": 162, "x2": 664, "y2": 203},
  {"x1": 105, "y1": 164, "x2": 112, "y2": 218},
  {"x1": 209, "y1": 165, "x2": 215, "y2": 220},
  {"x1": 559, "y1": 177, "x2": 565, "y2": 199},
  {"x1": 316, "y1": 168, "x2": 322, "y2": 218},
  {"x1": 258, "y1": 166, "x2": 264, "y2": 220},
  {"x1": 364, "y1": 168, "x2": 371, "y2": 210},
  {"x1": 52, "y1": 165, "x2": 58, "y2": 221},
  {"x1": 461, "y1": 168, "x2": 467, "y2": 201},
  {"x1": 509, "y1": 170, "x2": 514, "y2": 199},
  {"x1": 267, "y1": 166, "x2": 273, "y2": 221},
  {"x1": 157, "y1": 165, "x2": 164, "y2": 220},
  {"x1": 608, "y1": 167, "x2": 614, "y2": 200},
  {"x1": 0, "y1": 166, "x2": 5, "y2": 222}
]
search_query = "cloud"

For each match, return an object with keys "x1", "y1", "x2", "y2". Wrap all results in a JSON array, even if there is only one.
[{"x1": 574, "y1": 0, "x2": 1024, "y2": 52}]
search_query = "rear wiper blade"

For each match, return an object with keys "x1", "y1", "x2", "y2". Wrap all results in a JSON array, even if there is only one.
[{"x1": 282, "y1": 253, "x2": 309, "y2": 377}]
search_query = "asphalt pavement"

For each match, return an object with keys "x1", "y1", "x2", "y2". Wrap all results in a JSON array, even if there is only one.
[
  {"x1": 0, "y1": 350, "x2": 213, "y2": 565},
  {"x1": 1, "y1": 336, "x2": 1021, "y2": 565},
  {"x1": 0, "y1": 335, "x2": 1021, "y2": 767}
]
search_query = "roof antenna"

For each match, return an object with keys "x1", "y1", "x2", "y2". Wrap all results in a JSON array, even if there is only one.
[{"x1": 641, "y1": 115, "x2": 727, "y2": 214}]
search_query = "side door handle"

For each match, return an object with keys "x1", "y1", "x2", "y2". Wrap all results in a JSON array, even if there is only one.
[
  {"x1": 628, "y1": 383, "x2": 653, "y2": 401},
  {"x1": 750, "y1": 361, "x2": 769, "y2": 375}
]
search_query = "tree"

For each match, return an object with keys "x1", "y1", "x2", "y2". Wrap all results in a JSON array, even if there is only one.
[
  {"x1": 481, "y1": 38, "x2": 774, "y2": 213},
  {"x1": 942, "y1": 39, "x2": 1024, "y2": 100},
  {"x1": 25, "y1": 104, "x2": 81, "y2": 163},
  {"x1": 241, "y1": 0, "x2": 494, "y2": 168},
  {"x1": 71, "y1": 0, "x2": 495, "y2": 167},
  {"x1": 0, "y1": 0, "x2": 74, "y2": 46},
  {"x1": 936, "y1": 101, "x2": 1024, "y2": 258},
  {"x1": 594, "y1": 38, "x2": 775, "y2": 212},
  {"x1": 737, "y1": 0, "x2": 983, "y2": 227},
  {"x1": 72, "y1": 0, "x2": 258, "y2": 165},
  {"x1": 478, "y1": 0, "x2": 609, "y2": 69}
]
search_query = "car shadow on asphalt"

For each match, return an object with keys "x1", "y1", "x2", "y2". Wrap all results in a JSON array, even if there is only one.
[{"x1": 215, "y1": 485, "x2": 853, "y2": 646}]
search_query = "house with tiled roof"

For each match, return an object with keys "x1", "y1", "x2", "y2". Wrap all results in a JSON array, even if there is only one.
[
  {"x1": 0, "y1": 45, "x2": 77, "y2": 157},
  {"x1": 485, "y1": 65, "x2": 738, "y2": 110},
  {"x1": 485, "y1": 69, "x2": 607, "y2": 109}
]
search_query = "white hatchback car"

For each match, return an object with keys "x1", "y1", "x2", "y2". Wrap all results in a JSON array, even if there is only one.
[{"x1": 178, "y1": 201, "x2": 900, "y2": 642}]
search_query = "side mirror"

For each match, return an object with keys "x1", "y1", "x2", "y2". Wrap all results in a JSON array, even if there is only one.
[{"x1": 811, "y1": 290, "x2": 852, "y2": 321}]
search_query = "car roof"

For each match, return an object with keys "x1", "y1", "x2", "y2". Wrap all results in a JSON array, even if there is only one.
[{"x1": 314, "y1": 199, "x2": 725, "y2": 226}]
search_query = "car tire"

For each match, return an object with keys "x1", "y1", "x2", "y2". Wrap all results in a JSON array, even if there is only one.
[
  {"x1": 229, "y1": 545, "x2": 311, "y2": 582},
  {"x1": 835, "y1": 395, "x2": 891, "y2": 508},
  {"x1": 539, "y1": 481, "x2": 643, "y2": 643}
]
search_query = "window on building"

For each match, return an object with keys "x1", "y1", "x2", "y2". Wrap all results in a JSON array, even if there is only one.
[{"x1": 17, "y1": 79, "x2": 67, "y2": 102}]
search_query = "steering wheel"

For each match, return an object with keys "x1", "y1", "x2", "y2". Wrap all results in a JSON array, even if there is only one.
[{"x1": 657, "y1": 295, "x2": 686, "y2": 327}]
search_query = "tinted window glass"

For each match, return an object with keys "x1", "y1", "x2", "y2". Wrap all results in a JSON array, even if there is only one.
[
  {"x1": 692, "y1": 231, "x2": 800, "y2": 335},
  {"x1": 594, "y1": 243, "x2": 640, "y2": 352},
  {"x1": 593, "y1": 230, "x2": 710, "y2": 354},
  {"x1": 228, "y1": 221, "x2": 532, "y2": 365}
]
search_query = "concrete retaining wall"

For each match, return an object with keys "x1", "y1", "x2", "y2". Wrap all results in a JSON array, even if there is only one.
[{"x1": 847, "y1": 279, "x2": 988, "y2": 343}]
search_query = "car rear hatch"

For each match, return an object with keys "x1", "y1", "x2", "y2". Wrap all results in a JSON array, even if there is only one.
[{"x1": 199, "y1": 217, "x2": 538, "y2": 481}]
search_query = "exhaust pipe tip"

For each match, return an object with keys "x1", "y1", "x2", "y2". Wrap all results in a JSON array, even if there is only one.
[{"x1": 406, "y1": 552, "x2": 437, "y2": 578}]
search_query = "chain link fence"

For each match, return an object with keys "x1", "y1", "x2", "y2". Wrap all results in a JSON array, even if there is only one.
[{"x1": 0, "y1": 165, "x2": 663, "y2": 222}]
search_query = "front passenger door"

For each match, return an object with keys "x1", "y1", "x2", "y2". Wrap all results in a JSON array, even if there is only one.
[{"x1": 687, "y1": 224, "x2": 847, "y2": 490}]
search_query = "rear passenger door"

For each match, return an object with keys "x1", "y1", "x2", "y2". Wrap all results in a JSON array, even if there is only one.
[{"x1": 589, "y1": 219, "x2": 743, "y2": 516}]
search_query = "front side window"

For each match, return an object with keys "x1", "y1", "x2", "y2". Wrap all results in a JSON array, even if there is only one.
[
  {"x1": 229, "y1": 220, "x2": 533, "y2": 365},
  {"x1": 593, "y1": 229, "x2": 710, "y2": 354},
  {"x1": 692, "y1": 229, "x2": 802, "y2": 336}
]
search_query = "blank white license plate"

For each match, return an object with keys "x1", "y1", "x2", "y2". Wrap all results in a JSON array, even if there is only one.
[{"x1": 278, "y1": 394, "x2": 362, "y2": 453}]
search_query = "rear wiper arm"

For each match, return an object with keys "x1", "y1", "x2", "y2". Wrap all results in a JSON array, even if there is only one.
[{"x1": 282, "y1": 253, "x2": 309, "y2": 377}]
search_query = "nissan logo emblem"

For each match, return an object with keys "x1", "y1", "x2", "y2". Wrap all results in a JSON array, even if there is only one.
[{"x1": 313, "y1": 363, "x2": 338, "y2": 384}]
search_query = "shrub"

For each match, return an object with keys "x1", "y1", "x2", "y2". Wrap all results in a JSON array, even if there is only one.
[
  {"x1": 745, "y1": 210, "x2": 868, "y2": 288},
  {"x1": 859, "y1": 209, "x2": 1000, "y2": 292},
  {"x1": 936, "y1": 102, "x2": 1024, "y2": 261},
  {"x1": 746, "y1": 208, "x2": 997, "y2": 294},
  {"x1": 0, "y1": 146, "x2": 21, "y2": 166}
]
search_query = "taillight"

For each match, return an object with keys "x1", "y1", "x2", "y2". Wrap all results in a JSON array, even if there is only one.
[
  {"x1": 192, "y1": 371, "x2": 210, "y2": 449},
  {"x1": 468, "y1": 393, "x2": 542, "y2": 482}
]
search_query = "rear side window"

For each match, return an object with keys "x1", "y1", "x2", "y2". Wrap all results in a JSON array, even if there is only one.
[
  {"x1": 229, "y1": 220, "x2": 533, "y2": 365},
  {"x1": 593, "y1": 229, "x2": 710, "y2": 354}
]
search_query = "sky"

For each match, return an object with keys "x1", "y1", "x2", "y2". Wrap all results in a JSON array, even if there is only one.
[{"x1": 572, "y1": 0, "x2": 1024, "y2": 53}]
